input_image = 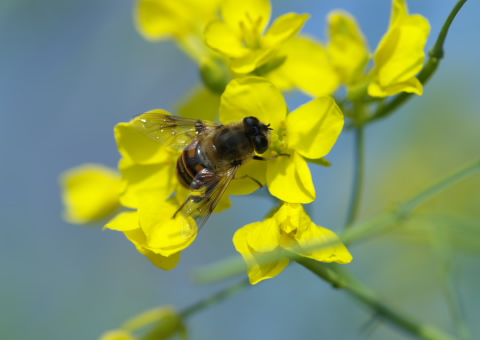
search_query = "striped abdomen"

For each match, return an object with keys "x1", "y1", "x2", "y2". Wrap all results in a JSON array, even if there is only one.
[{"x1": 176, "y1": 139, "x2": 212, "y2": 189}]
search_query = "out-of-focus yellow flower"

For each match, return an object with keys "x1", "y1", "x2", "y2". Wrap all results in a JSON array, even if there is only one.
[
  {"x1": 60, "y1": 164, "x2": 121, "y2": 224},
  {"x1": 99, "y1": 329, "x2": 135, "y2": 340},
  {"x1": 267, "y1": 36, "x2": 340, "y2": 96},
  {"x1": 100, "y1": 306, "x2": 185, "y2": 340},
  {"x1": 269, "y1": 0, "x2": 429, "y2": 99},
  {"x1": 135, "y1": 0, "x2": 222, "y2": 60},
  {"x1": 220, "y1": 77, "x2": 344, "y2": 203},
  {"x1": 367, "y1": 0, "x2": 430, "y2": 97},
  {"x1": 204, "y1": 0, "x2": 309, "y2": 74},
  {"x1": 234, "y1": 203, "x2": 352, "y2": 284},
  {"x1": 327, "y1": 11, "x2": 370, "y2": 86}
]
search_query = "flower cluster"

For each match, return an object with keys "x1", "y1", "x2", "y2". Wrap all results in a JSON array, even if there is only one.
[{"x1": 61, "y1": 0, "x2": 431, "y2": 284}]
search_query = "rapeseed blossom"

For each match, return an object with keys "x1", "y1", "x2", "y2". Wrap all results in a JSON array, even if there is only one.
[
  {"x1": 234, "y1": 203, "x2": 352, "y2": 284},
  {"x1": 99, "y1": 306, "x2": 185, "y2": 340},
  {"x1": 204, "y1": 0, "x2": 309, "y2": 74},
  {"x1": 220, "y1": 77, "x2": 344, "y2": 203},
  {"x1": 367, "y1": 0, "x2": 430, "y2": 96},
  {"x1": 135, "y1": 0, "x2": 222, "y2": 60},
  {"x1": 268, "y1": 0, "x2": 430, "y2": 99},
  {"x1": 60, "y1": 164, "x2": 121, "y2": 223}
]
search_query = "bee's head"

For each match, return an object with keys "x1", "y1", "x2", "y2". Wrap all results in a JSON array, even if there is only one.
[{"x1": 243, "y1": 116, "x2": 272, "y2": 154}]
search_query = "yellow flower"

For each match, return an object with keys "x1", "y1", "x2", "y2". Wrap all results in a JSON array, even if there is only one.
[
  {"x1": 114, "y1": 118, "x2": 177, "y2": 208},
  {"x1": 266, "y1": 35, "x2": 341, "y2": 97},
  {"x1": 100, "y1": 306, "x2": 185, "y2": 340},
  {"x1": 233, "y1": 203, "x2": 352, "y2": 284},
  {"x1": 327, "y1": 11, "x2": 370, "y2": 86},
  {"x1": 268, "y1": 0, "x2": 429, "y2": 99},
  {"x1": 60, "y1": 164, "x2": 121, "y2": 223},
  {"x1": 107, "y1": 110, "x2": 232, "y2": 269},
  {"x1": 219, "y1": 77, "x2": 344, "y2": 203},
  {"x1": 99, "y1": 330, "x2": 135, "y2": 340},
  {"x1": 367, "y1": 0, "x2": 430, "y2": 97},
  {"x1": 135, "y1": 0, "x2": 222, "y2": 60},
  {"x1": 204, "y1": 0, "x2": 309, "y2": 74}
]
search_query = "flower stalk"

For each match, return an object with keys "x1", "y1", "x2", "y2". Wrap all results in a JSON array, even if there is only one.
[{"x1": 297, "y1": 259, "x2": 456, "y2": 340}]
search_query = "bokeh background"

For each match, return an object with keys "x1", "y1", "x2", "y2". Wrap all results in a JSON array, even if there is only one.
[{"x1": 1, "y1": 0, "x2": 479, "y2": 339}]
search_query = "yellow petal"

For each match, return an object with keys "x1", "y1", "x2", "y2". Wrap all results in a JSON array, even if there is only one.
[
  {"x1": 60, "y1": 164, "x2": 121, "y2": 223},
  {"x1": 221, "y1": 0, "x2": 271, "y2": 35},
  {"x1": 137, "y1": 247, "x2": 181, "y2": 271},
  {"x1": 204, "y1": 20, "x2": 250, "y2": 58},
  {"x1": 293, "y1": 221, "x2": 353, "y2": 264},
  {"x1": 263, "y1": 13, "x2": 310, "y2": 48},
  {"x1": 106, "y1": 220, "x2": 182, "y2": 270},
  {"x1": 115, "y1": 119, "x2": 172, "y2": 165},
  {"x1": 135, "y1": 0, "x2": 193, "y2": 41},
  {"x1": 226, "y1": 159, "x2": 267, "y2": 195},
  {"x1": 391, "y1": 0, "x2": 409, "y2": 26},
  {"x1": 266, "y1": 151, "x2": 315, "y2": 203},
  {"x1": 105, "y1": 211, "x2": 139, "y2": 232},
  {"x1": 369, "y1": 8, "x2": 430, "y2": 97},
  {"x1": 275, "y1": 203, "x2": 310, "y2": 234},
  {"x1": 118, "y1": 157, "x2": 176, "y2": 209},
  {"x1": 229, "y1": 47, "x2": 275, "y2": 74},
  {"x1": 219, "y1": 77, "x2": 287, "y2": 130},
  {"x1": 99, "y1": 329, "x2": 135, "y2": 340},
  {"x1": 233, "y1": 221, "x2": 289, "y2": 284},
  {"x1": 287, "y1": 96, "x2": 344, "y2": 159},
  {"x1": 245, "y1": 218, "x2": 280, "y2": 252},
  {"x1": 368, "y1": 76, "x2": 423, "y2": 97},
  {"x1": 274, "y1": 36, "x2": 340, "y2": 97},
  {"x1": 138, "y1": 195, "x2": 196, "y2": 256},
  {"x1": 327, "y1": 11, "x2": 369, "y2": 84},
  {"x1": 177, "y1": 86, "x2": 221, "y2": 123}
]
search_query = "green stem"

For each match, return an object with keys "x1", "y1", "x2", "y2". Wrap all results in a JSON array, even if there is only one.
[
  {"x1": 194, "y1": 157, "x2": 480, "y2": 283},
  {"x1": 296, "y1": 259, "x2": 456, "y2": 340},
  {"x1": 180, "y1": 278, "x2": 251, "y2": 318},
  {"x1": 363, "y1": 0, "x2": 468, "y2": 125},
  {"x1": 342, "y1": 158, "x2": 480, "y2": 244},
  {"x1": 345, "y1": 126, "x2": 365, "y2": 228},
  {"x1": 433, "y1": 230, "x2": 472, "y2": 340}
]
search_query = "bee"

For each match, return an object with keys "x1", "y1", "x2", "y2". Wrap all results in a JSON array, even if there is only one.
[{"x1": 132, "y1": 112, "x2": 273, "y2": 238}]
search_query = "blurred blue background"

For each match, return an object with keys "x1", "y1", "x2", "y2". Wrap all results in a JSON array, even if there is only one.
[{"x1": 1, "y1": 0, "x2": 479, "y2": 339}]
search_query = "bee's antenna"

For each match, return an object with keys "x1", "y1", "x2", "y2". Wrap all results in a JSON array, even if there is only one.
[{"x1": 266, "y1": 123, "x2": 274, "y2": 131}]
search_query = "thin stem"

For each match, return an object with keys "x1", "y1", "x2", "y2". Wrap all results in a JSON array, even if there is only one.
[
  {"x1": 180, "y1": 278, "x2": 251, "y2": 318},
  {"x1": 443, "y1": 276, "x2": 472, "y2": 340},
  {"x1": 342, "y1": 158, "x2": 480, "y2": 244},
  {"x1": 362, "y1": 0, "x2": 468, "y2": 125},
  {"x1": 296, "y1": 259, "x2": 456, "y2": 340},
  {"x1": 433, "y1": 229, "x2": 472, "y2": 340},
  {"x1": 345, "y1": 126, "x2": 365, "y2": 228}
]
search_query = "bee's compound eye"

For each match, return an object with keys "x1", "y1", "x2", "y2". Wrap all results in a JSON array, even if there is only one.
[
  {"x1": 254, "y1": 135, "x2": 269, "y2": 154},
  {"x1": 243, "y1": 116, "x2": 260, "y2": 134},
  {"x1": 250, "y1": 126, "x2": 259, "y2": 135}
]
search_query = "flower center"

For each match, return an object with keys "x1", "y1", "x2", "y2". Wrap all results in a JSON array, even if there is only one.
[
  {"x1": 270, "y1": 121, "x2": 288, "y2": 155},
  {"x1": 239, "y1": 13, "x2": 263, "y2": 49}
]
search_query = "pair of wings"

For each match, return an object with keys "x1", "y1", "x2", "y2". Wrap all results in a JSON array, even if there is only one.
[{"x1": 131, "y1": 112, "x2": 240, "y2": 239}]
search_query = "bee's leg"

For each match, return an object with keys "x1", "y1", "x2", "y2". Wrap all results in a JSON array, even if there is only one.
[
  {"x1": 253, "y1": 153, "x2": 290, "y2": 161},
  {"x1": 233, "y1": 175, "x2": 263, "y2": 189}
]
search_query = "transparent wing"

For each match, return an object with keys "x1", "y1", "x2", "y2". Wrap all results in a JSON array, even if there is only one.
[
  {"x1": 179, "y1": 165, "x2": 239, "y2": 239},
  {"x1": 131, "y1": 112, "x2": 220, "y2": 149}
]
